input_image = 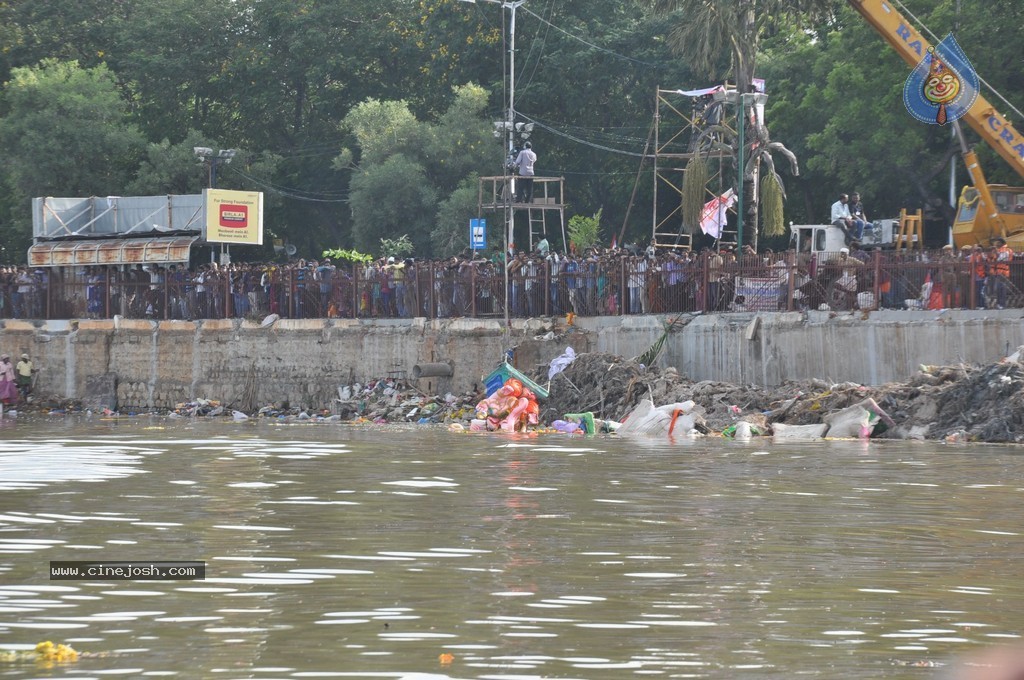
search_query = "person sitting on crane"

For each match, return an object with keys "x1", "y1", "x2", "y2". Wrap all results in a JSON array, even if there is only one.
[
  {"x1": 849, "y1": 192, "x2": 870, "y2": 240},
  {"x1": 830, "y1": 193, "x2": 857, "y2": 245}
]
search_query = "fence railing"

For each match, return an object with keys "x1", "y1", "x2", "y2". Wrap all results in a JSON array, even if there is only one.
[{"x1": 1, "y1": 250, "x2": 1021, "y2": 321}]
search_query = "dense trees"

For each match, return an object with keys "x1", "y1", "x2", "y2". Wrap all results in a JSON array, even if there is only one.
[{"x1": 0, "y1": 0, "x2": 1018, "y2": 263}]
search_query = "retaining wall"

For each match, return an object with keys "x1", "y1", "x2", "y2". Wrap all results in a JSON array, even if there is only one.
[{"x1": 1, "y1": 310, "x2": 1022, "y2": 411}]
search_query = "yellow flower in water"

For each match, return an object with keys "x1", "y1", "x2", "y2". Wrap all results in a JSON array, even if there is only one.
[{"x1": 33, "y1": 641, "x2": 78, "y2": 664}]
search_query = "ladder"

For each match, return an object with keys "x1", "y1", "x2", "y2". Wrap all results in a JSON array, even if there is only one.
[
  {"x1": 895, "y1": 208, "x2": 923, "y2": 251},
  {"x1": 528, "y1": 208, "x2": 547, "y2": 250}
]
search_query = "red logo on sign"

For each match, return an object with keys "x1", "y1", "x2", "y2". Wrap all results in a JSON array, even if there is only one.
[{"x1": 219, "y1": 204, "x2": 248, "y2": 228}]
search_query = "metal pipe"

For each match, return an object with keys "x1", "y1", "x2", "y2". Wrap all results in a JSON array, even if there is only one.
[{"x1": 412, "y1": 362, "x2": 454, "y2": 379}]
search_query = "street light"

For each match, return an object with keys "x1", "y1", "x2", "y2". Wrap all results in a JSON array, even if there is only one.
[{"x1": 194, "y1": 146, "x2": 236, "y2": 189}]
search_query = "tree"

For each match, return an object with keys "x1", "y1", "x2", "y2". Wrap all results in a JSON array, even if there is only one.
[
  {"x1": 568, "y1": 208, "x2": 603, "y2": 252},
  {"x1": 0, "y1": 59, "x2": 146, "y2": 256},
  {"x1": 0, "y1": 59, "x2": 145, "y2": 198},
  {"x1": 339, "y1": 85, "x2": 499, "y2": 257},
  {"x1": 642, "y1": 0, "x2": 835, "y2": 98},
  {"x1": 348, "y1": 154, "x2": 438, "y2": 255},
  {"x1": 433, "y1": 178, "x2": 484, "y2": 257}
]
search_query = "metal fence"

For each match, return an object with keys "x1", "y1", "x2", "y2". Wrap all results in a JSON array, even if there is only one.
[{"x1": 2, "y1": 249, "x2": 1022, "y2": 321}]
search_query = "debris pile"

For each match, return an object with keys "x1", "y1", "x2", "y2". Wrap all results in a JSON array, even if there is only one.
[
  {"x1": 528, "y1": 348, "x2": 1024, "y2": 443},
  {"x1": 8, "y1": 346, "x2": 1024, "y2": 443}
]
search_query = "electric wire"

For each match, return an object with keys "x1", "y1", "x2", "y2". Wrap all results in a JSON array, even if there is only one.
[
  {"x1": 520, "y1": 4, "x2": 662, "y2": 68},
  {"x1": 519, "y1": 114, "x2": 647, "y2": 157},
  {"x1": 225, "y1": 166, "x2": 350, "y2": 203}
]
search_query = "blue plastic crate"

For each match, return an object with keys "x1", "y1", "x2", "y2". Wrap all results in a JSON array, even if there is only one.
[{"x1": 482, "y1": 362, "x2": 549, "y2": 399}]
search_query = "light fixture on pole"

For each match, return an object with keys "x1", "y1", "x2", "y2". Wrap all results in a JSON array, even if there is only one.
[{"x1": 193, "y1": 146, "x2": 236, "y2": 189}]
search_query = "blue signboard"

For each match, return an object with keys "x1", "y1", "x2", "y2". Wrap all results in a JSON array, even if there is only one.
[{"x1": 470, "y1": 218, "x2": 486, "y2": 250}]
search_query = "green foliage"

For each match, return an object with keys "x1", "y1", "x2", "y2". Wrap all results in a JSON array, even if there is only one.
[
  {"x1": 0, "y1": 0, "x2": 1017, "y2": 264},
  {"x1": 568, "y1": 208, "x2": 603, "y2": 252},
  {"x1": 341, "y1": 84, "x2": 496, "y2": 257},
  {"x1": 322, "y1": 247, "x2": 373, "y2": 264},
  {"x1": 126, "y1": 131, "x2": 217, "y2": 196},
  {"x1": 342, "y1": 99, "x2": 424, "y2": 167},
  {"x1": 349, "y1": 154, "x2": 438, "y2": 255},
  {"x1": 643, "y1": 0, "x2": 836, "y2": 93},
  {"x1": 432, "y1": 177, "x2": 484, "y2": 258},
  {"x1": 379, "y1": 234, "x2": 413, "y2": 259},
  {"x1": 0, "y1": 59, "x2": 145, "y2": 198},
  {"x1": 634, "y1": 314, "x2": 684, "y2": 367}
]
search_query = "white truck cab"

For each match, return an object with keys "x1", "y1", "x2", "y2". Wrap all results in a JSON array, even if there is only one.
[{"x1": 789, "y1": 219, "x2": 899, "y2": 259}]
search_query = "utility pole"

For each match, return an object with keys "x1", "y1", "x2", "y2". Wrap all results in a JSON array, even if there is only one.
[{"x1": 458, "y1": 0, "x2": 527, "y2": 329}]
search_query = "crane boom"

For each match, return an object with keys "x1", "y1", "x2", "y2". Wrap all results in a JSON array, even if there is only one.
[{"x1": 847, "y1": 0, "x2": 1024, "y2": 181}]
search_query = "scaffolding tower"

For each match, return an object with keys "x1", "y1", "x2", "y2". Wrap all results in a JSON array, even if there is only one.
[{"x1": 650, "y1": 86, "x2": 739, "y2": 251}]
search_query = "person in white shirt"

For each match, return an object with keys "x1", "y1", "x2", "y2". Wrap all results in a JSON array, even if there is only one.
[
  {"x1": 830, "y1": 193, "x2": 856, "y2": 244},
  {"x1": 513, "y1": 142, "x2": 537, "y2": 203}
]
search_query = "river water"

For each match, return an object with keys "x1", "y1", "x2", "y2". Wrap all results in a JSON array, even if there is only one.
[{"x1": 0, "y1": 417, "x2": 1021, "y2": 679}]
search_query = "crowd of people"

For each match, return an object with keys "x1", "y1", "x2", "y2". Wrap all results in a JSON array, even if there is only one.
[{"x1": 0, "y1": 238, "x2": 1020, "y2": 322}]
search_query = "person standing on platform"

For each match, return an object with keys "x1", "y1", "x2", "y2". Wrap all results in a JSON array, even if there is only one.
[{"x1": 514, "y1": 142, "x2": 537, "y2": 204}]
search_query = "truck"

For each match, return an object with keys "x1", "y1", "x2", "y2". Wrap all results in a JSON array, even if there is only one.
[
  {"x1": 789, "y1": 217, "x2": 903, "y2": 258},
  {"x1": 847, "y1": 0, "x2": 1024, "y2": 249}
]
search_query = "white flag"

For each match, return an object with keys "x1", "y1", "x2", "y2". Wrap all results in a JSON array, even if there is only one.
[{"x1": 699, "y1": 188, "x2": 736, "y2": 239}]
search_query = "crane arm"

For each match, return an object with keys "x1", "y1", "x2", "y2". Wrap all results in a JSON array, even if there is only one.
[{"x1": 847, "y1": 0, "x2": 1024, "y2": 181}]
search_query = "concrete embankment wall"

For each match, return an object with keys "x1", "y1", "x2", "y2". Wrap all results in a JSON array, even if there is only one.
[{"x1": 1, "y1": 310, "x2": 1022, "y2": 411}]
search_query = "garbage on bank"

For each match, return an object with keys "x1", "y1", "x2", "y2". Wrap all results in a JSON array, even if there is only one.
[{"x1": 12, "y1": 346, "x2": 1024, "y2": 443}]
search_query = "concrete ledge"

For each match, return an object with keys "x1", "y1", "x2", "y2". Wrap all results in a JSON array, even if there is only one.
[
  {"x1": 365, "y1": 318, "x2": 417, "y2": 328},
  {"x1": 77, "y1": 320, "x2": 116, "y2": 331},
  {"x1": 158, "y1": 320, "x2": 198, "y2": 332},
  {"x1": 200, "y1": 319, "x2": 236, "y2": 331},
  {"x1": 509, "y1": 318, "x2": 552, "y2": 333},
  {"x1": 5, "y1": 311, "x2": 1024, "y2": 406},
  {"x1": 41, "y1": 320, "x2": 72, "y2": 333},
  {"x1": 114, "y1": 317, "x2": 157, "y2": 331},
  {"x1": 2, "y1": 320, "x2": 39, "y2": 331},
  {"x1": 273, "y1": 319, "x2": 328, "y2": 331}
]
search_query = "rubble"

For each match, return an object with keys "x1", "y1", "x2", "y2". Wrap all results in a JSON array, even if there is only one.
[{"x1": 6, "y1": 346, "x2": 1024, "y2": 443}]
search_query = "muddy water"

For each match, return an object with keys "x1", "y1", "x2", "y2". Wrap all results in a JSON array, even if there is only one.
[{"x1": 0, "y1": 418, "x2": 1021, "y2": 679}]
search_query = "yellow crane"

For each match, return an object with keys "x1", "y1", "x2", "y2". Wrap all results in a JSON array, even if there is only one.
[{"x1": 848, "y1": 0, "x2": 1024, "y2": 248}]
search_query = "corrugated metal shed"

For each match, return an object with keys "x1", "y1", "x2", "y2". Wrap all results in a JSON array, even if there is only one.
[{"x1": 28, "y1": 236, "x2": 200, "y2": 267}]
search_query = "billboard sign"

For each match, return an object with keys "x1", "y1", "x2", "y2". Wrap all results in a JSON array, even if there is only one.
[{"x1": 203, "y1": 189, "x2": 264, "y2": 245}]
